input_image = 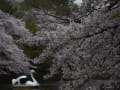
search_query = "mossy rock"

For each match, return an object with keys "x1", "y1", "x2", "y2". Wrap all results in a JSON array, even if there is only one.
[{"x1": 23, "y1": 44, "x2": 46, "y2": 59}]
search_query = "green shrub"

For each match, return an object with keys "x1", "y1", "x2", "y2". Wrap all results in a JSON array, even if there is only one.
[
  {"x1": 23, "y1": 44, "x2": 46, "y2": 59},
  {"x1": 110, "y1": 13, "x2": 120, "y2": 19},
  {"x1": 36, "y1": 57, "x2": 53, "y2": 81},
  {"x1": 25, "y1": 18, "x2": 39, "y2": 35},
  {"x1": 0, "y1": 0, "x2": 17, "y2": 14},
  {"x1": 12, "y1": 9, "x2": 25, "y2": 18}
]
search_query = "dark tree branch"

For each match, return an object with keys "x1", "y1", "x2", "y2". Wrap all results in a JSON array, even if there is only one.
[{"x1": 107, "y1": 0, "x2": 119, "y2": 11}]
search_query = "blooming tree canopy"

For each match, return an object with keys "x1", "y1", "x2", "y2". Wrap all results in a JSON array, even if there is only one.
[
  {"x1": 19, "y1": 0, "x2": 120, "y2": 89},
  {"x1": 0, "y1": 10, "x2": 32, "y2": 76},
  {"x1": 0, "y1": 0, "x2": 120, "y2": 89}
]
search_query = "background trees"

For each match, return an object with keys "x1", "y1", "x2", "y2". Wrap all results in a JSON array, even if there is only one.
[{"x1": 0, "y1": 0, "x2": 16, "y2": 14}]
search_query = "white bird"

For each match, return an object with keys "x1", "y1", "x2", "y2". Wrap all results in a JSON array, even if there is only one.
[
  {"x1": 12, "y1": 75, "x2": 27, "y2": 86},
  {"x1": 25, "y1": 70, "x2": 40, "y2": 86}
]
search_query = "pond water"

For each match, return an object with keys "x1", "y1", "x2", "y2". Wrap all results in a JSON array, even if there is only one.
[{"x1": 0, "y1": 83, "x2": 58, "y2": 90}]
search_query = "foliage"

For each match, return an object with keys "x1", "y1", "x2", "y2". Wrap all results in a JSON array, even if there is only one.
[
  {"x1": 0, "y1": 0, "x2": 17, "y2": 14},
  {"x1": 110, "y1": 13, "x2": 120, "y2": 19},
  {"x1": 25, "y1": 18, "x2": 39, "y2": 35},
  {"x1": 22, "y1": 44, "x2": 46, "y2": 59},
  {"x1": 23, "y1": 0, "x2": 69, "y2": 9},
  {"x1": 12, "y1": 34, "x2": 21, "y2": 40},
  {"x1": 12, "y1": 9, "x2": 25, "y2": 18},
  {"x1": 22, "y1": 0, "x2": 71, "y2": 16},
  {"x1": 36, "y1": 57, "x2": 53, "y2": 81}
]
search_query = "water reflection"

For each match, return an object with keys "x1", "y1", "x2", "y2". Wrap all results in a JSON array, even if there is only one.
[
  {"x1": 13, "y1": 86, "x2": 57, "y2": 90},
  {"x1": 13, "y1": 86, "x2": 40, "y2": 90},
  {"x1": 0, "y1": 84, "x2": 58, "y2": 90}
]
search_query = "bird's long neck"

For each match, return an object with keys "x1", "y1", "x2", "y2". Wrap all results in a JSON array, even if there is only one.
[{"x1": 31, "y1": 72, "x2": 36, "y2": 82}]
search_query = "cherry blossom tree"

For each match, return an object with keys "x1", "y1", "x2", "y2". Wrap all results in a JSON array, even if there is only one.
[
  {"x1": 0, "y1": 10, "x2": 32, "y2": 76},
  {"x1": 0, "y1": 0, "x2": 120, "y2": 90},
  {"x1": 20, "y1": 0, "x2": 120, "y2": 89}
]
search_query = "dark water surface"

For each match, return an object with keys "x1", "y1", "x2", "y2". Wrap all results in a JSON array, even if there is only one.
[{"x1": 0, "y1": 84, "x2": 58, "y2": 90}]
